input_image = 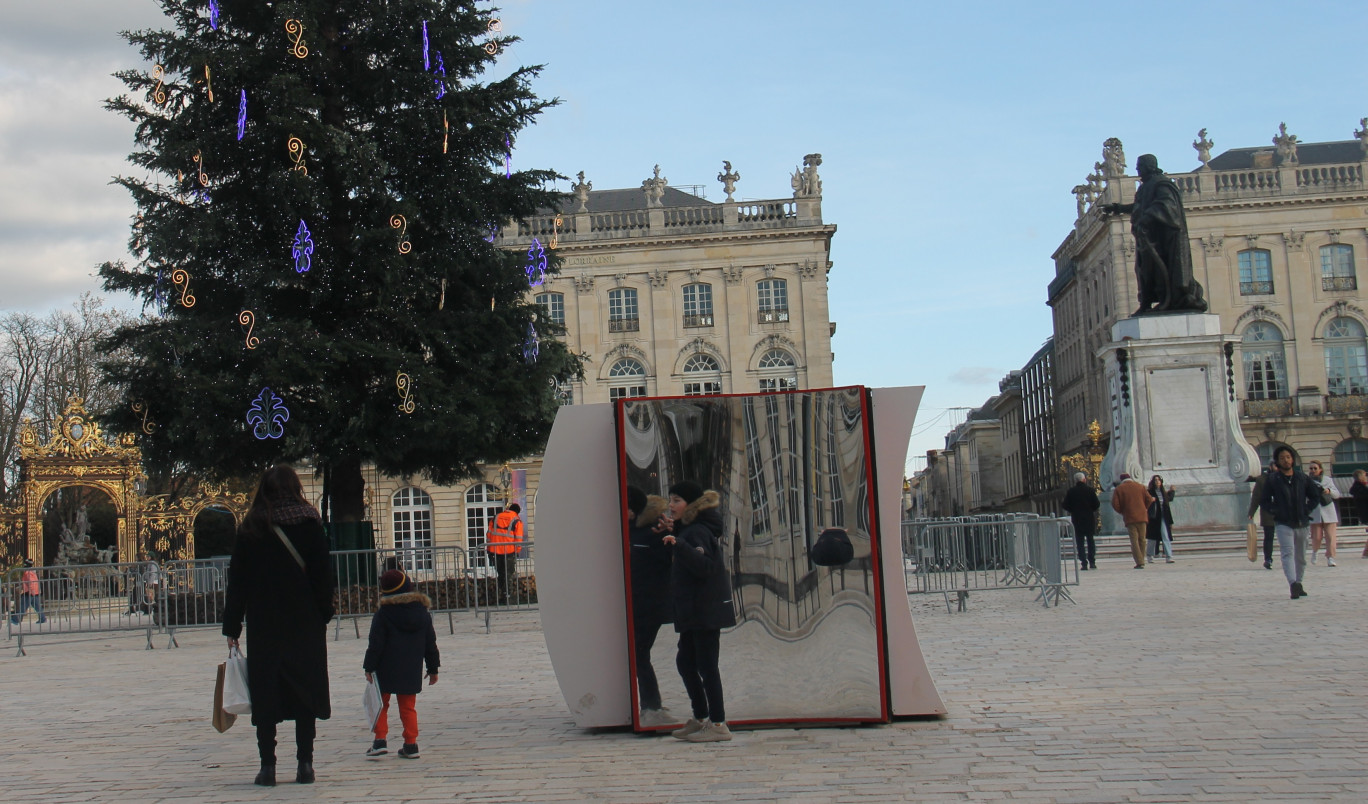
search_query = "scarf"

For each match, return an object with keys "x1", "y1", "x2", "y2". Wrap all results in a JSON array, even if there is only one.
[{"x1": 271, "y1": 497, "x2": 321, "y2": 525}]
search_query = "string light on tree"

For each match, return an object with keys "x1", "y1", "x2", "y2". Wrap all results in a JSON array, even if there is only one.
[
  {"x1": 236, "y1": 90, "x2": 247, "y2": 140},
  {"x1": 526, "y1": 238, "x2": 546, "y2": 287},
  {"x1": 151, "y1": 64, "x2": 167, "y2": 105},
  {"x1": 287, "y1": 136, "x2": 307, "y2": 175},
  {"x1": 239, "y1": 310, "x2": 260, "y2": 349},
  {"x1": 208, "y1": 0, "x2": 220, "y2": 30},
  {"x1": 390, "y1": 214, "x2": 411, "y2": 254},
  {"x1": 247, "y1": 387, "x2": 289, "y2": 440},
  {"x1": 131, "y1": 400, "x2": 155, "y2": 435},
  {"x1": 292, "y1": 219, "x2": 314, "y2": 273},
  {"x1": 171, "y1": 268, "x2": 196, "y2": 308},
  {"x1": 396, "y1": 372, "x2": 415, "y2": 413},
  {"x1": 285, "y1": 19, "x2": 308, "y2": 58}
]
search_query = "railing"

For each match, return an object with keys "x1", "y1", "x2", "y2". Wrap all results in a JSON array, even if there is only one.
[
  {"x1": 1167, "y1": 161, "x2": 1363, "y2": 205},
  {"x1": 1240, "y1": 280, "x2": 1275, "y2": 295},
  {"x1": 737, "y1": 200, "x2": 796, "y2": 222},
  {"x1": 1297, "y1": 163, "x2": 1364, "y2": 188},
  {"x1": 1212, "y1": 169, "x2": 1281, "y2": 193},
  {"x1": 609, "y1": 317, "x2": 640, "y2": 333},
  {"x1": 758, "y1": 307, "x2": 790, "y2": 324},
  {"x1": 3, "y1": 562, "x2": 162, "y2": 655},
  {"x1": 517, "y1": 214, "x2": 576, "y2": 239},
  {"x1": 1322, "y1": 275, "x2": 1358, "y2": 292},
  {"x1": 1326, "y1": 393, "x2": 1368, "y2": 414},
  {"x1": 1243, "y1": 397, "x2": 1294, "y2": 417},
  {"x1": 663, "y1": 205, "x2": 724, "y2": 228},
  {"x1": 589, "y1": 210, "x2": 649, "y2": 233},
  {"x1": 902, "y1": 514, "x2": 1077, "y2": 610},
  {"x1": 682, "y1": 313, "x2": 713, "y2": 328}
]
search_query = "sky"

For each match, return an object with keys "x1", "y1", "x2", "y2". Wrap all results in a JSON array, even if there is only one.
[{"x1": 2, "y1": 0, "x2": 1367, "y2": 474}]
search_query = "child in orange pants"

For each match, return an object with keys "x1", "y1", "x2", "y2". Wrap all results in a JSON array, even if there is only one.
[{"x1": 363, "y1": 569, "x2": 440, "y2": 759}]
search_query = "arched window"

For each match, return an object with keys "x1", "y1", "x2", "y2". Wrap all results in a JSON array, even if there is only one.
[
  {"x1": 1333, "y1": 438, "x2": 1368, "y2": 467},
  {"x1": 1241, "y1": 322, "x2": 1287, "y2": 400},
  {"x1": 757, "y1": 279, "x2": 789, "y2": 323},
  {"x1": 608, "y1": 288, "x2": 639, "y2": 332},
  {"x1": 1321, "y1": 244, "x2": 1357, "y2": 291},
  {"x1": 465, "y1": 484, "x2": 502, "y2": 576},
  {"x1": 682, "y1": 353, "x2": 721, "y2": 396},
  {"x1": 534, "y1": 291, "x2": 564, "y2": 325},
  {"x1": 1238, "y1": 249, "x2": 1274, "y2": 296},
  {"x1": 682, "y1": 283, "x2": 713, "y2": 328},
  {"x1": 757, "y1": 349, "x2": 797, "y2": 392},
  {"x1": 608, "y1": 358, "x2": 647, "y2": 401},
  {"x1": 392, "y1": 487, "x2": 434, "y2": 571},
  {"x1": 1324, "y1": 317, "x2": 1368, "y2": 396}
]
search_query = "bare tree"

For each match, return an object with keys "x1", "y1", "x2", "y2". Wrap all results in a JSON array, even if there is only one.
[{"x1": 0, "y1": 312, "x2": 47, "y2": 500}]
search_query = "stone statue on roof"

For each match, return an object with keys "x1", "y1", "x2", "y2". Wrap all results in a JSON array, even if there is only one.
[
  {"x1": 572, "y1": 171, "x2": 592, "y2": 212},
  {"x1": 1354, "y1": 118, "x2": 1368, "y2": 158},
  {"x1": 1101, "y1": 138, "x2": 1127, "y2": 179},
  {"x1": 641, "y1": 165, "x2": 667, "y2": 208},
  {"x1": 717, "y1": 161, "x2": 740, "y2": 202},
  {"x1": 1193, "y1": 128, "x2": 1214, "y2": 169},
  {"x1": 1273, "y1": 122, "x2": 1299, "y2": 166},
  {"x1": 791, "y1": 154, "x2": 823, "y2": 197}
]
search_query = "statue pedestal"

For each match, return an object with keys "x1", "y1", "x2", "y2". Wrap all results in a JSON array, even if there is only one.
[{"x1": 1097, "y1": 313, "x2": 1258, "y2": 533}]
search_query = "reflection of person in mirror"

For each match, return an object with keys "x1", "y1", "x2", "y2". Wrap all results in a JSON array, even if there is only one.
[
  {"x1": 626, "y1": 486, "x2": 672, "y2": 727},
  {"x1": 661, "y1": 481, "x2": 736, "y2": 743},
  {"x1": 485, "y1": 503, "x2": 524, "y2": 604}
]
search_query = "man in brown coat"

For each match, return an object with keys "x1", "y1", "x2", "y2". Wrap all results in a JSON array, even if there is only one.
[{"x1": 1111, "y1": 473, "x2": 1156, "y2": 569}]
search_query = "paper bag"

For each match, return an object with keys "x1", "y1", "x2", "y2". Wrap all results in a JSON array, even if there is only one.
[
  {"x1": 363, "y1": 674, "x2": 383, "y2": 731},
  {"x1": 1246, "y1": 522, "x2": 1258, "y2": 562},
  {"x1": 213, "y1": 662, "x2": 238, "y2": 733},
  {"x1": 222, "y1": 646, "x2": 252, "y2": 715}
]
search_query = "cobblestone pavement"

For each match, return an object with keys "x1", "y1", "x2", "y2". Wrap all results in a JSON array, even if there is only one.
[{"x1": 2, "y1": 552, "x2": 1366, "y2": 802}]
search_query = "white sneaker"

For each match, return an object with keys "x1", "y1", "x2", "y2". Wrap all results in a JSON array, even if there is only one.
[
  {"x1": 1311, "y1": 553, "x2": 1318, "y2": 564},
  {"x1": 1327, "y1": 556, "x2": 1337, "y2": 567},
  {"x1": 683, "y1": 721, "x2": 733, "y2": 742},
  {"x1": 638, "y1": 708, "x2": 673, "y2": 728},
  {"x1": 671, "y1": 718, "x2": 707, "y2": 739}
]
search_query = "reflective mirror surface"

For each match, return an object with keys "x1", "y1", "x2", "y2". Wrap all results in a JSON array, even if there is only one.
[{"x1": 619, "y1": 388, "x2": 888, "y2": 727}]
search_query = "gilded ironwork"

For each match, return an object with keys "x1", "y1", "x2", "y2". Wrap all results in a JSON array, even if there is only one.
[{"x1": 1059, "y1": 419, "x2": 1106, "y2": 492}]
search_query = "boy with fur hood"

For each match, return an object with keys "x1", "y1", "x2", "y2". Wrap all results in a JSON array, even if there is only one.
[
  {"x1": 661, "y1": 481, "x2": 736, "y2": 743},
  {"x1": 363, "y1": 569, "x2": 440, "y2": 759}
]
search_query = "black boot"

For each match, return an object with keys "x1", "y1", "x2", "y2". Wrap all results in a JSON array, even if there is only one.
[
  {"x1": 296, "y1": 762, "x2": 315, "y2": 784},
  {"x1": 254, "y1": 764, "x2": 276, "y2": 786}
]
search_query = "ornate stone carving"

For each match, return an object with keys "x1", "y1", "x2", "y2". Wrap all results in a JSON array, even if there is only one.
[
  {"x1": 1088, "y1": 164, "x2": 1105, "y2": 195},
  {"x1": 1101, "y1": 138, "x2": 1126, "y2": 178},
  {"x1": 641, "y1": 165, "x2": 667, "y2": 208},
  {"x1": 1244, "y1": 233, "x2": 1261, "y2": 248},
  {"x1": 799, "y1": 260, "x2": 822, "y2": 280},
  {"x1": 687, "y1": 268, "x2": 702, "y2": 283},
  {"x1": 1072, "y1": 185, "x2": 1090, "y2": 219},
  {"x1": 1273, "y1": 122, "x2": 1299, "y2": 166},
  {"x1": 1236, "y1": 304, "x2": 1287, "y2": 328},
  {"x1": 790, "y1": 154, "x2": 823, "y2": 197},
  {"x1": 1355, "y1": 117, "x2": 1368, "y2": 159},
  {"x1": 1120, "y1": 234, "x2": 1135, "y2": 257},
  {"x1": 572, "y1": 171, "x2": 592, "y2": 212},
  {"x1": 1283, "y1": 231, "x2": 1306, "y2": 251},
  {"x1": 723, "y1": 264, "x2": 744, "y2": 285},
  {"x1": 1200, "y1": 235, "x2": 1225, "y2": 256},
  {"x1": 612, "y1": 272, "x2": 627, "y2": 287},
  {"x1": 677, "y1": 337, "x2": 726, "y2": 366},
  {"x1": 1328, "y1": 229, "x2": 1341, "y2": 244},
  {"x1": 573, "y1": 272, "x2": 595, "y2": 294},
  {"x1": 752, "y1": 334, "x2": 802, "y2": 366},
  {"x1": 1350, "y1": 420, "x2": 1363, "y2": 439},
  {"x1": 762, "y1": 264, "x2": 776, "y2": 278},
  {"x1": 648, "y1": 269, "x2": 669, "y2": 288},
  {"x1": 1316, "y1": 299, "x2": 1367, "y2": 330},
  {"x1": 1193, "y1": 128, "x2": 1214, "y2": 170},
  {"x1": 717, "y1": 161, "x2": 740, "y2": 202}
]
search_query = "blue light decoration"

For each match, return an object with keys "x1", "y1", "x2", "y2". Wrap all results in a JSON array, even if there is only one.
[
  {"x1": 152, "y1": 267, "x2": 168, "y2": 315},
  {"x1": 504, "y1": 134, "x2": 511, "y2": 178},
  {"x1": 292, "y1": 219, "x2": 314, "y2": 273},
  {"x1": 247, "y1": 387, "x2": 290, "y2": 440},
  {"x1": 482, "y1": 222, "x2": 498, "y2": 243},
  {"x1": 208, "y1": 0, "x2": 220, "y2": 30},
  {"x1": 236, "y1": 90, "x2": 247, "y2": 140},
  {"x1": 432, "y1": 51, "x2": 446, "y2": 99},
  {"x1": 422, "y1": 20, "x2": 429, "y2": 69},
  {"x1": 522, "y1": 323, "x2": 539, "y2": 363},
  {"x1": 525, "y1": 238, "x2": 546, "y2": 287}
]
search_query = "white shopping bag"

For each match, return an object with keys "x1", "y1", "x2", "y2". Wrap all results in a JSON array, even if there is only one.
[
  {"x1": 222, "y1": 646, "x2": 252, "y2": 715},
  {"x1": 363, "y1": 674, "x2": 383, "y2": 731}
]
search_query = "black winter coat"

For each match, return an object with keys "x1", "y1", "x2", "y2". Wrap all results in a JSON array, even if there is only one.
[
  {"x1": 1060, "y1": 483, "x2": 1100, "y2": 536},
  {"x1": 1351, "y1": 480, "x2": 1368, "y2": 523},
  {"x1": 1147, "y1": 487, "x2": 1175, "y2": 535},
  {"x1": 668, "y1": 491, "x2": 736, "y2": 633},
  {"x1": 363, "y1": 592, "x2": 440, "y2": 695},
  {"x1": 629, "y1": 495, "x2": 673, "y2": 626},
  {"x1": 222, "y1": 519, "x2": 335, "y2": 725},
  {"x1": 1262, "y1": 469, "x2": 1322, "y2": 528}
]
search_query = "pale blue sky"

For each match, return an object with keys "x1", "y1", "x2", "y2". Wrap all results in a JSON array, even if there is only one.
[{"x1": 2, "y1": 1, "x2": 1366, "y2": 467}]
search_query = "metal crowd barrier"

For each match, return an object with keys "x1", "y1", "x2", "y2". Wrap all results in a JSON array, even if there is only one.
[
  {"x1": 3, "y1": 561, "x2": 162, "y2": 656},
  {"x1": 902, "y1": 515, "x2": 1078, "y2": 612}
]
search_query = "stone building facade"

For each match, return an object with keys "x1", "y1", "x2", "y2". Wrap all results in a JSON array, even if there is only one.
[
  {"x1": 1050, "y1": 122, "x2": 1368, "y2": 494},
  {"x1": 302, "y1": 157, "x2": 839, "y2": 560}
]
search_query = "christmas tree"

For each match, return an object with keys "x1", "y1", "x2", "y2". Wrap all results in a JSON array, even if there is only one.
[{"x1": 97, "y1": 0, "x2": 579, "y2": 525}]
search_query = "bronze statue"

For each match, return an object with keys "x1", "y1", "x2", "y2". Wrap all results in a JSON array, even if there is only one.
[{"x1": 1103, "y1": 154, "x2": 1207, "y2": 316}]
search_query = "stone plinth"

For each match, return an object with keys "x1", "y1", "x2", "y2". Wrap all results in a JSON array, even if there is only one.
[{"x1": 1098, "y1": 313, "x2": 1259, "y2": 533}]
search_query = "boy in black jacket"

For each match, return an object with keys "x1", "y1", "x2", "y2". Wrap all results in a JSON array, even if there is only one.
[
  {"x1": 1262, "y1": 445, "x2": 1324, "y2": 599},
  {"x1": 363, "y1": 569, "x2": 439, "y2": 758}
]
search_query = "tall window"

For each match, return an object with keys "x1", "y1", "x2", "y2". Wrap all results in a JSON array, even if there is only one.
[
  {"x1": 1333, "y1": 438, "x2": 1368, "y2": 466},
  {"x1": 608, "y1": 288, "x2": 639, "y2": 332},
  {"x1": 1238, "y1": 249, "x2": 1273, "y2": 296},
  {"x1": 1242, "y1": 322, "x2": 1288, "y2": 400},
  {"x1": 392, "y1": 487, "x2": 434, "y2": 572},
  {"x1": 1324, "y1": 317, "x2": 1368, "y2": 396},
  {"x1": 682, "y1": 283, "x2": 713, "y2": 328},
  {"x1": 682, "y1": 353, "x2": 722, "y2": 396},
  {"x1": 757, "y1": 349, "x2": 798, "y2": 392},
  {"x1": 757, "y1": 279, "x2": 789, "y2": 323},
  {"x1": 1321, "y1": 244, "x2": 1357, "y2": 291},
  {"x1": 534, "y1": 291, "x2": 564, "y2": 325},
  {"x1": 608, "y1": 358, "x2": 647, "y2": 400},
  {"x1": 465, "y1": 484, "x2": 502, "y2": 576}
]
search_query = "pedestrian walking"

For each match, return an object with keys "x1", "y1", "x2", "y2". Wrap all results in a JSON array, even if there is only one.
[
  {"x1": 1350, "y1": 469, "x2": 1368, "y2": 558},
  {"x1": 1146, "y1": 475, "x2": 1177, "y2": 563},
  {"x1": 363, "y1": 568, "x2": 439, "y2": 760},
  {"x1": 485, "y1": 503, "x2": 524, "y2": 604},
  {"x1": 1248, "y1": 462, "x2": 1278, "y2": 569},
  {"x1": 1306, "y1": 460, "x2": 1340, "y2": 566},
  {"x1": 1111, "y1": 473, "x2": 1155, "y2": 569},
  {"x1": 1261, "y1": 446, "x2": 1324, "y2": 600},
  {"x1": 1060, "y1": 473, "x2": 1099, "y2": 570},
  {"x1": 222, "y1": 465, "x2": 335, "y2": 787},
  {"x1": 9, "y1": 558, "x2": 47, "y2": 625}
]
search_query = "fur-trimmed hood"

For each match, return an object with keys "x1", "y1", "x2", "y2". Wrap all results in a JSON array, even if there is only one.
[
  {"x1": 679, "y1": 489, "x2": 720, "y2": 525},
  {"x1": 634, "y1": 494, "x2": 669, "y2": 528},
  {"x1": 379, "y1": 591, "x2": 432, "y2": 609}
]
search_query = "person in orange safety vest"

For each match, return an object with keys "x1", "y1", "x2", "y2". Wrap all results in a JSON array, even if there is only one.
[
  {"x1": 485, "y1": 504, "x2": 524, "y2": 604},
  {"x1": 11, "y1": 558, "x2": 47, "y2": 625}
]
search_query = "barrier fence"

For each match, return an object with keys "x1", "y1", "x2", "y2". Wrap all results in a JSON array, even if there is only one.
[
  {"x1": 3, "y1": 542, "x2": 538, "y2": 654},
  {"x1": 902, "y1": 515, "x2": 1078, "y2": 612}
]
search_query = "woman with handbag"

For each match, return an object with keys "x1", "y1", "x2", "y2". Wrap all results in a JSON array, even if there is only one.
[
  {"x1": 223, "y1": 465, "x2": 335, "y2": 787},
  {"x1": 1306, "y1": 461, "x2": 1341, "y2": 566},
  {"x1": 1146, "y1": 476, "x2": 1176, "y2": 563}
]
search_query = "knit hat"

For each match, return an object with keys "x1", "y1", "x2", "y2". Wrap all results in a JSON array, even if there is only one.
[
  {"x1": 1118, "y1": 473, "x2": 1131, "y2": 481},
  {"x1": 379, "y1": 569, "x2": 412, "y2": 595},
  {"x1": 668, "y1": 481, "x2": 704, "y2": 505},
  {"x1": 626, "y1": 486, "x2": 647, "y2": 516}
]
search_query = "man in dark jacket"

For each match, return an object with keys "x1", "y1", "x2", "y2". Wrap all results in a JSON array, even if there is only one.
[
  {"x1": 626, "y1": 486, "x2": 672, "y2": 726},
  {"x1": 1261, "y1": 445, "x2": 1323, "y2": 599},
  {"x1": 1060, "y1": 472, "x2": 1100, "y2": 570},
  {"x1": 363, "y1": 569, "x2": 440, "y2": 759},
  {"x1": 1247, "y1": 462, "x2": 1278, "y2": 569},
  {"x1": 662, "y1": 481, "x2": 735, "y2": 743}
]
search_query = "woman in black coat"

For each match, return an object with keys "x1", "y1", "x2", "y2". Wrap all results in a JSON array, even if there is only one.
[
  {"x1": 1351, "y1": 469, "x2": 1368, "y2": 558},
  {"x1": 626, "y1": 487, "x2": 672, "y2": 722},
  {"x1": 223, "y1": 465, "x2": 334, "y2": 787},
  {"x1": 662, "y1": 481, "x2": 736, "y2": 743},
  {"x1": 1146, "y1": 475, "x2": 1176, "y2": 563}
]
